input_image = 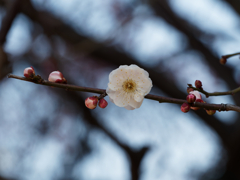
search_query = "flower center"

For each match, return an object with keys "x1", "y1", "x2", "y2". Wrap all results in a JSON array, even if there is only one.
[{"x1": 122, "y1": 79, "x2": 136, "y2": 93}]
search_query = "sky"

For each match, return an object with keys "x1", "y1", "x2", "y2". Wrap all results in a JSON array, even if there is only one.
[{"x1": 1, "y1": 0, "x2": 240, "y2": 180}]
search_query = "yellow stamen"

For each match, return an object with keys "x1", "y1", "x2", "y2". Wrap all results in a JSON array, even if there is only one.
[{"x1": 122, "y1": 79, "x2": 136, "y2": 93}]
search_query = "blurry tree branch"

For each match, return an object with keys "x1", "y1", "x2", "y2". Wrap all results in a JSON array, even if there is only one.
[
  {"x1": 225, "y1": 0, "x2": 240, "y2": 17},
  {"x1": 1, "y1": 0, "x2": 240, "y2": 179},
  {"x1": 0, "y1": 0, "x2": 227, "y2": 150},
  {"x1": 0, "y1": 0, "x2": 20, "y2": 79},
  {"x1": 0, "y1": 0, "x2": 21, "y2": 45},
  {"x1": 147, "y1": 0, "x2": 240, "y2": 106},
  {"x1": 54, "y1": 79, "x2": 150, "y2": 180},
  {"x1": 0, "y1": 177, "x2": 15, "y2": 180}
]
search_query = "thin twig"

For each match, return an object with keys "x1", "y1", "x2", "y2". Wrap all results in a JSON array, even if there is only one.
[
  {"x1": 8, "y1": 74, "x2": 240, "y2": 112},
  {"x1": 190, "y1": 86, "x2": 240, "y2": 97},
  {"x1": 222, "y1": 52, "x2": 240, "y2": 59}
]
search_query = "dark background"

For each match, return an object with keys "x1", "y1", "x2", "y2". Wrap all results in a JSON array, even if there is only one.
[{"x1": 0, "y1": 0, "x2": 240, "y2": 180}]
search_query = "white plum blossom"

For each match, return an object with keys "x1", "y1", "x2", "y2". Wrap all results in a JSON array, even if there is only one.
[{"x1": 106, "y1": 65, "x2": 152, "y2": 110}]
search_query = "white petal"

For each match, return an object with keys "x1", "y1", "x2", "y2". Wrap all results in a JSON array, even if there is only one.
[
  {"x1": 134, "y1": 91, "x2": 144, "y2": 102},
  {"x1": 107, "y1": 65, "x2": 152, "y2": 110},
  {"x1": 106, "y1": 88, "x2": 115, "y2": 103},
  {"x1": 190, "y1": 90, "x2": 202, "y2": 99},
  {"x1": 108, "y1": 81, "x2": 123, "y2": 91},
  {"x1": 124, "y1": 105, "x2": 135, "y2": 110},
  {"x1": 109, "y1": 96, "x2": 114, "y2": 103},
  {"x1": 136, "y1": 77, "x2": 152, "y2": 95},
  {"x1": 109, "y1": 68, "x2": 127, "y2": 87},
  {"x1": 113, "y1": 91, "x2": 131, "y2": 107},
  {"x1": 130, "y1": 64, "x2": 149, "y2": 77},
  {"x1": 129, "y1": 97, "x2": 143, "y2": 108}
]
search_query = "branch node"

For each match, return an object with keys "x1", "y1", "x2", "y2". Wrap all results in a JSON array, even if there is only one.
[
  {"x1": 98, "y1": 91, "x2": 107, "y2": 100},
  {"x1": 219, "y1": 103, "x2": 227, "y2": 112}
]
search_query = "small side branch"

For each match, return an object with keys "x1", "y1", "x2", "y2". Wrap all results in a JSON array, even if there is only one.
[
  {"x1": 190, "y1": 86, "x2": 240, "y2": 97},
  {"x1": 8, "y1": 74, "x2": 240, "y2": 112}
]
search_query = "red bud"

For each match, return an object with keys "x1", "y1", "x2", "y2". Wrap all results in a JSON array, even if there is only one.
[
  {"x1": 195, "y1": 80, "x2": 202, "y2": 89},
  {"x1": 181, "y1": 103, "x2": 190, "y2": 113},
  {"x1": 186, "y1": 94, "x2": 196, "y2": 103},
  {"x1": 85, "y1": 96, "x2": 98, "y2": 109},
  {"x1": 98, "y1": 99, "x2": 108, "y2": 108},
  {"x1": 23, "y1": 67, "x2": 35, "y2": 78}
]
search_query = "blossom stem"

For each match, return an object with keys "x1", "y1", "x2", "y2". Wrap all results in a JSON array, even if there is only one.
[
  {"x1": 189, "y1": 86, "x2": 240, "y2": 98},
  {"x1": 8, "y1": 74, "x2": 240, "y2": 112},
  {"x1": 222, "y1": 52, "x2": 240, "y2": 59}
]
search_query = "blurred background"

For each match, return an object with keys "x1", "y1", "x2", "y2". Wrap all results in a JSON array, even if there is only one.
[{"x1": 0, "y1": 0, "x2": 240, "y2": 180}]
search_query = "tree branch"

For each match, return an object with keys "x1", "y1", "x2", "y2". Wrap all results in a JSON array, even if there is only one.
[
  {"x1": 8, "y1": 74, "x2": 240, "y2": 112},
  {"x1": 190, "y1": 86, "x2": 240, "y2": 97},
  {"x1": 0, "y1": 0, "x2": 22, "y2": 45}
]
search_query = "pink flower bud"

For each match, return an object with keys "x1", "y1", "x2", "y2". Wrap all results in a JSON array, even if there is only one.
[
  {"x1": 85, "y1": 96, "x2": 98, "y2": 109},
  {"x1": 186, "y1": 94, "x2": 196, "y2": 103},
  {"x1": 98, "y1": 99, "x2": 108, "y2": 108},
  {"x1": 189, "y1": 90, "x2": 202, "y2": 100},
  {"x1": 187, "y1": 87, "x2": 194, "y2": 94},
  {"x1": 23, "y1": 67, "x2": 35, "y2": 78},
  {"x1": 195, "y1": 80, "x2": 202, "y2": 89},
  {"x1": 48, "y1": 71, "x2": 67, "y2": 83},
  {"x1": 191, "y1": 99, "x2": 204, "y2": 110},
  {"x1": 181, "y1": 103, "x2": 190, "y2": 113},
  {"x1": 206, "y1": 109, "x2": 216, "y2": 115}
]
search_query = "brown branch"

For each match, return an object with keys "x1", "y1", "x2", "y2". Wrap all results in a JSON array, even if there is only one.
[
  {"x1": 190, "y1": 86, "x2": 240, "y2": 97},
  {"x1": 222, "y1": 52, "x2": 240, "y2": 59},
  {"x1": 147, "y1": 0, "x2": 240, "y2": 107},
  {"x1": 12, "y1": 0, "x2": 231, "y2": 148},
  {"x1": 8, "y1": 74, "x2": 240, "y2": 112}
]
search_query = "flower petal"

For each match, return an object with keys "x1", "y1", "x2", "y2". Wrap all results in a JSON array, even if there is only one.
[
  {"x1": 134, "y1": 91, "x2": 144, "y2": 102},
  {"x1": 136, "y1": 77, "x2": 152, "y2": 95},
  {"x1": 124, "y1": 105, "x2": 135, "y2": 110},
  {"x1": 129, "y1": 97, "x2": 143, "y2": 108},
  {"x1": 106, "y1": 88, "x2": 115, "y2": 103},
  {"x1": 107, "y1": 65, "x2": 152, "y2": 110},
  {"x1": 111, "y1": 91, "x2": 131, "y2": 107},
  {"x1": 130, "y1": 64, "x2": 149, "y2": 77}
]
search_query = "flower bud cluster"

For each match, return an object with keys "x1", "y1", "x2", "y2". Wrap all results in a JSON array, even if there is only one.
[
  {"x1": 85, "y1": 96, "x2": 108, "y2": 110},
  {"x1": 181, "y1": 88, "x2": 215, "y2": 115}
]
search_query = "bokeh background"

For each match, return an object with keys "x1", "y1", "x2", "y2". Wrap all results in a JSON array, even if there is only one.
[{"x1": 0, "y1": 0, "x2": 240, "y2": 180}]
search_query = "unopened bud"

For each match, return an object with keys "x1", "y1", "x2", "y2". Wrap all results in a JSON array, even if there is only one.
[
  {"x1": 206, "y1": 109, "x2": 216, "y2": 115},
  {"x1": 48, "y1": 71, "x2": 67, "y2": 83},
  {"x1": 191, "y1": 99, "x2": 204, "y2": 110},
  {"x1": 181, "y1": 103, "x2": 190, "y2": 113},
  {"x1": 98, "y1": 99, "x2": 108, "y2": 108},
  {"x1": 187, "y1": 87, "x2": 194, "y2": 94},
  {"x1": 220, "y1": 57, "x2": 227, "y2": 65},
  {"x1": 85, "y1": 96, "x2": 98, "y2": 109},
  {"x1": 23, "y1": 67, "x2": 35, "y2": 78},
  {"x1": 189, "y1": 90, "x2": 202, "y2": 100},
  {"x1": 186, "y1": 94, "x2": 196, "y2": 103},
  {"x1": 195, "y1": 80, "x2": 202, "y2": 89}
]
